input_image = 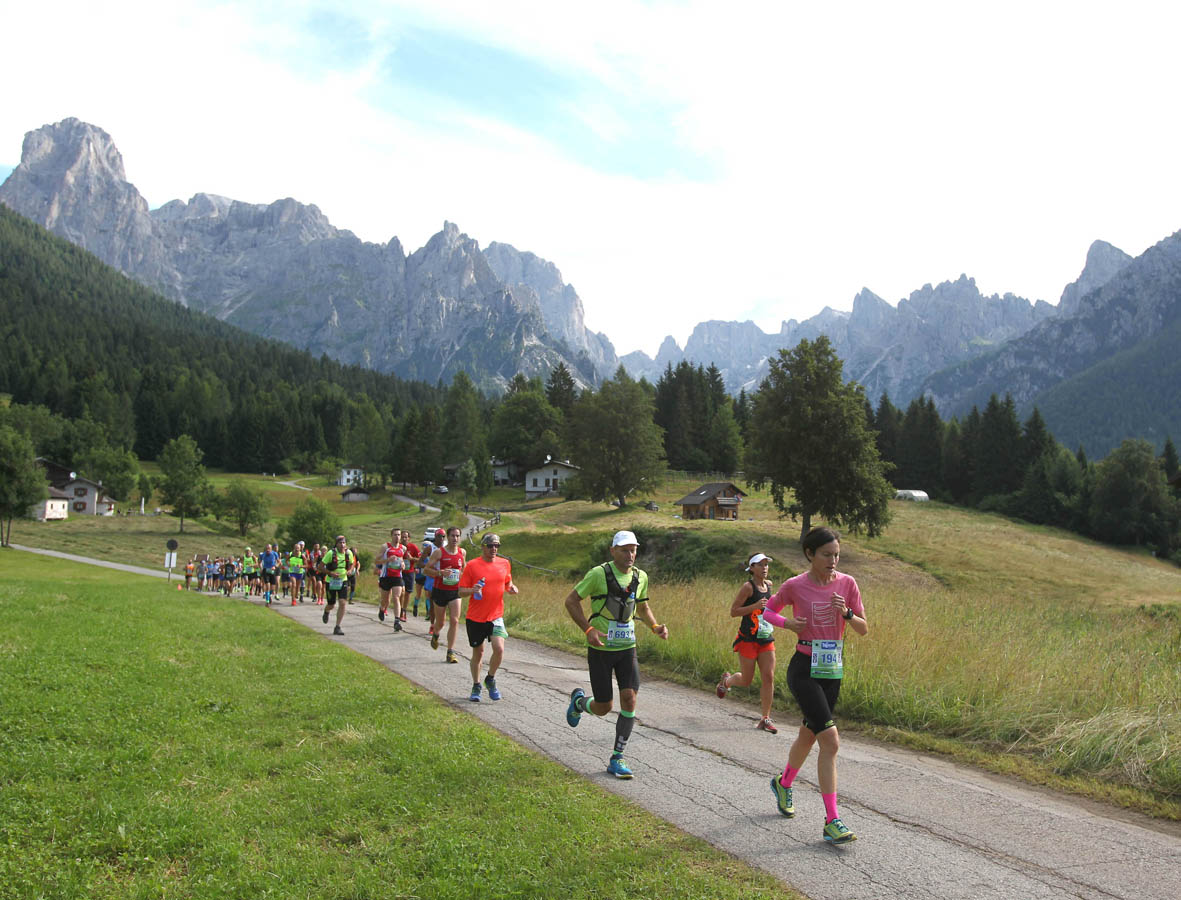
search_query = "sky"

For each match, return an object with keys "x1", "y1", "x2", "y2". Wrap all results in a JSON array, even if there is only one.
[{"x1": 3, "y1": 0, "x2": 1180, "y2": 357}]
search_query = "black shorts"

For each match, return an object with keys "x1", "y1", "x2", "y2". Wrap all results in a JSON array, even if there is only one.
[
  {"x1": 431, "y1": 588, "x2": 460, "y2": 607},
  {"x1": 378, "y1": 575, "x2": 403, "y2": 591},
  {"x1": 786, "y1": 651, "x2": 841, "y2": 734},
  {"x1": 263, "y1": 570, "x2": 276, "y2": 584},
  {"x1": 466, "y1": 619, "x2": 507, "y2": 647},
  {"x1": 402, "y1": 571, "x2": 414, "y2": 592},
  {"x1": 415, "y1": 572, "x2": 426, "y2": 585},
  {"x1": 326, "y1": 587, "x2": 348, "y2": 604},
  {"x1": 587, "y1": 646, "x2": 640, "y2": 704}
]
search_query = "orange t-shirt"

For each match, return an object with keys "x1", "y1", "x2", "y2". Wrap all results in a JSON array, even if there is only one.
[{"x1": 459, "y1": 556, "x2": 513, "y2": 622}]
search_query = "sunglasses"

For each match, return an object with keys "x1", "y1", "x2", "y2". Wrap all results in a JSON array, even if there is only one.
[{"x1": 486, "y1": 542, "x2": 501, "y2": 548}]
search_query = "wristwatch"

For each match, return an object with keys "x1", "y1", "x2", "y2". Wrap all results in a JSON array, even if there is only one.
[{"x1": 843, "y1": 608, "x2": 854, "y2": 620}]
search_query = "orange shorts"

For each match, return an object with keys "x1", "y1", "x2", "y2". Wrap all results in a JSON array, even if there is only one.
[{"x1": 734, "y1": 640, "x2": 775, "y2": 660}]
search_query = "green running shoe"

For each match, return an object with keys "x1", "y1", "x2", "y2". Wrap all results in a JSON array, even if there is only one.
[
  {"x1": 823, "y1": 817, "x2": 856, "y2": 844},
  {"x1": 770, "y1": 776, "x2": 794, "y2": 817}
]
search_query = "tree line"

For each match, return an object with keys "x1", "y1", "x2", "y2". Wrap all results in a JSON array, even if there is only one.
[
  {"x1": 2, "y1": 204, "x2": 1177, "y2": 559},
  {"x1": 870, "y1": 390, "x2": 1180, "y2": 557}
]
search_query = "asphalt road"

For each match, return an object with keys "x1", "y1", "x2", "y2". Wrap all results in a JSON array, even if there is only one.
[{"x1": 12, "y1": 545, "x2": 1181, "y2": 899}]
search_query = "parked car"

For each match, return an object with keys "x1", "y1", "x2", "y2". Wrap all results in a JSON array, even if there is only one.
[{"x1": 433, "y1": 485, "x2": 449, "y2": 494}]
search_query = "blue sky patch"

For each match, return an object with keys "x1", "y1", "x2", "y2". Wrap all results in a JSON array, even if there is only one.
[{"x1": 373, "y1": 27, "x2": 713, "y2": 181}]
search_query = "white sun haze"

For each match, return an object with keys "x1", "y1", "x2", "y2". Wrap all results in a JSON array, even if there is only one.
[{"x1": 3, "y1": 0, "x2": 1180, "y2": 358}]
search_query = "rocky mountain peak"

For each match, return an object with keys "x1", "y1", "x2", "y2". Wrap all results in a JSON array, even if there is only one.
[
  {"x1": 21, "y1": 117, "x2": 127, "y2": 185},
  {"x1": 1057, "y1": 239, "x2": 1133, "y2": 318}
]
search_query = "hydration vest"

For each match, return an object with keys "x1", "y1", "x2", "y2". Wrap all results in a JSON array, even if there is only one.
[{"x1": 591, "y1": 563, "x2": 640, "y2": 622}]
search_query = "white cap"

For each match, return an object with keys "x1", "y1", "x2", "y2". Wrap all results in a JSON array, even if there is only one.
[
  {"x1": 611, "y1": 530, "x2": 640, "y2": 547},
  {"x1": 746, "y1": 553, "x2": 772, "y2": 570}
]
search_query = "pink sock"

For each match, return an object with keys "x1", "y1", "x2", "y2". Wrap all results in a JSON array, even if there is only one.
[
  {"x1": 822, "y1": 792, "x2": 839, "y2": 822},
  {"x1": 779, "y1": 765, "x2": 799, "y2": 788}
]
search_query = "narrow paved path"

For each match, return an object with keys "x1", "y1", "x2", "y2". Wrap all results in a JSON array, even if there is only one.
[{"x1": 12, "y1": 545, "x2": 1181, "y2": 899}]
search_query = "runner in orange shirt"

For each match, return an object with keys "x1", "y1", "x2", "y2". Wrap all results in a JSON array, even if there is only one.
[{"x1": 458, "y1": 533, "x2": 518, "y2": 701}]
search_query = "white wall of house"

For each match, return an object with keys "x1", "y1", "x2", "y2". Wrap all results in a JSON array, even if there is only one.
[
  {"x1": 63, "y1": 479, "x2": 102, "y2": 515},
  {"x1": 338, "y1": 467, "x2": 364, "y2": 487},
  {"x1": 30, "y1": 497, "x2": 69, "y2": 521},
  {"x1": 524, "y1": 462, "x2": 579, "y2": 498}
]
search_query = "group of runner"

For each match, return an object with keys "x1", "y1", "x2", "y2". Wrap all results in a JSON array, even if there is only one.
[
  {"x1": 196, "y1": 519, "x2": 868, "y2": 847},
  {"x1": 183, "y1": 542, "x2": 366, "y2": 606},
  {"x1": 372, "y1": 523, "x2": 517, "y2": 699},
  {"x1": 185, "y1": 551, "x2": 263, "y2": 596}
]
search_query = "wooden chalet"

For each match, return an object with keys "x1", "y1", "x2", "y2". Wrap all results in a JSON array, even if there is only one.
[{"x1": 673, "y1": 482, "x2": 746, "y2": 520}]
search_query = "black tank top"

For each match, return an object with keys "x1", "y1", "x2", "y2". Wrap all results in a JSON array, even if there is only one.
[{"x1": 734, "y1": 579, "x2": 774, "y2": 645}]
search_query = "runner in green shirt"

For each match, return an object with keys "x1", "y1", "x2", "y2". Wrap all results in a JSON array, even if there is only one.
[{"x1": 562, "y1": 530, "x2": 669, "y2": 779}]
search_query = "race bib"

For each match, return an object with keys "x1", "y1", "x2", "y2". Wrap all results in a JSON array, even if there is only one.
[
  {"x1": 492, "y1": 617, "x2": 508, "y2": 638},
  {"x1": 387, "y1": 554, "x2": 402, "y2": 572},
  {"x1": 327, "y1": 576, "x2": 344, "y2": 591},
  {"x1": 605, "y1": 619, "x2": 635, "y2": 648},
  {"x1": 442, "y1": 568, "x2": 460, "y2": 586},
  {"x1": 810, "y1": 639, "x2": 844, "y2": 679},
  {"x1": 755, "y1": 616, "x2": 774, "y2": 640}
]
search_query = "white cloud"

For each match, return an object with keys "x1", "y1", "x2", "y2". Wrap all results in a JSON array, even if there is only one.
[{"x1": 3, "y1": 0, "x2": 1180, "y2": 357}]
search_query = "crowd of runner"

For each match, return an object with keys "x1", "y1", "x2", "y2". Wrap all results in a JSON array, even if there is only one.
[{"x1": 184, "y1": 522, "x2": 868, "y2": 846}]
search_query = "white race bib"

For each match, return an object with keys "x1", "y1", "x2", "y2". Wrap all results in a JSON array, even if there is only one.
[
  {"x1": 605, "y1": 619, "x2": 635, "y2": 648},
  {"x1": 810, "y1": 639, "x2": 844, "y2": 679}
]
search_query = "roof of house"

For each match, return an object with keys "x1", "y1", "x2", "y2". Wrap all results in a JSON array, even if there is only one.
[
  {"x1": 673, "y1": 482, "x2": 748, "y2": 506},
  {"x1": 64, "y1": 475, "x2": 103, "y2": 489},
  {"x1": 47, "y1": 486, "x2": 71, "y2": 500},
  {"x1": 526, "y1": 459, "x2": 580, "y2": 472}
]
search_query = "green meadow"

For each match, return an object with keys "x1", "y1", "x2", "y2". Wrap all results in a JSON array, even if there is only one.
[{"x1": 0, "y1": 556, "x2": 792, "y2": 900}]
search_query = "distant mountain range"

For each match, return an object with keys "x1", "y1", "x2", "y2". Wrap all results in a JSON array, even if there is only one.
[{"x1": 2, "y1": 118, "x2": 1177, "y2": 455}]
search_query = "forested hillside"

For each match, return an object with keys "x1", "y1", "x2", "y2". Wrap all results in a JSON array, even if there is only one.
[{"x1": 0, "y1": 205, "x2": 439, "y2": 471}]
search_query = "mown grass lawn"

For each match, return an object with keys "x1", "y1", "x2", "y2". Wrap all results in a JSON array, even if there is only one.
[{"x1": 0, "y1": 555, "x2": 793, "y2": 900}]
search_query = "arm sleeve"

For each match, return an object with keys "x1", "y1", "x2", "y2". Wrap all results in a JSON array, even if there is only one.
[{"x1": 760, "y1": 583, "x2": 792, "y2": 628}]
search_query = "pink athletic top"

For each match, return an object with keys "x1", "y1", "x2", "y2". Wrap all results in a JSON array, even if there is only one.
[{"x1": 761, "y1": 571, "x2": 863, "y2": 654}]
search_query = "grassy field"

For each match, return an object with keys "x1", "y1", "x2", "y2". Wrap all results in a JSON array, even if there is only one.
[
  {"x1": 11, "y1": 478, "x2": 1181, "y2": 818},
  {"x1": 0, "y1": 555, "x2": 793, "y2": 900}
]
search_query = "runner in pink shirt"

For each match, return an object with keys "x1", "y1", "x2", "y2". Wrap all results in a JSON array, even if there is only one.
[{"x1": 760, "y1": 527, "x2": 868, "y2": 845}]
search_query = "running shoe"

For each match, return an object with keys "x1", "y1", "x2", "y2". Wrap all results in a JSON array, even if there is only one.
[
  {"x1": 446, "y1": 649, "x2": 459, "y2": 664},
  {"x1": 484, "y1": 675, "x2": 501, "y2": 701},
  {"x1": 823, "y1": 818, "x2": 856, "y2": 845},
  {"x1": 290, "y1": 598, "x2": 296, "y2": 606},
  {"x1": 431, "y1": 633, "x2": 439, "y2": 650},
  {"x1": 771, "y1": 776, "x2": 795, "y2": 817},
  {"x1": 716, "y1": 673, "x2": 730, "y2": 698},
  {"x1": 322, "y1": 609, "x2": 330, "y2": 624},
  {"x1": 400, "y1": 612, "x2": 408, "y2": 622},
  {"x1": 566, "y1": 688, "x2": 585, "y2": 727},
  {"x1": 606, "y1": 756, "x2": 633, "y2": 779},
  {"x1": 394, "y1": 620, "x2": 403, "y2": 633},
  {"x1": 757, "y1": 716, "x2": 778, "y2": 734},
  {"x1": 469, "y1": 683, "x2": 481, "y2": 702},
  {"x1": 332, "y1": 626, "x2": 344, "y2": 636},
  {"x1": 378, "y1": 608, "x2": 385, "y2": 622},
  {"x1": 412, "y1": 604, "x2": 419, "y2": 617}
]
